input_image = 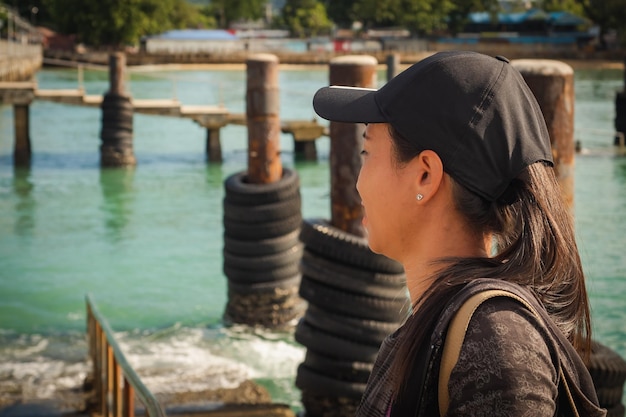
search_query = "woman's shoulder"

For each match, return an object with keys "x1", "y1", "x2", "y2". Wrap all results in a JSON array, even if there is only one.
[{"x1": 445, "y1": 296, "x2": 560, "y2": 415}]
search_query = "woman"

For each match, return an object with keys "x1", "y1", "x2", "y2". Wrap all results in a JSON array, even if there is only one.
[{"x1": 312, "y1": 51, "x2": 606, "y2": 416}]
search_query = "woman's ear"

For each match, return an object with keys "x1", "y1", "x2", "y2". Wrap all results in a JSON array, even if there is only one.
[{"x1": 413, "y1": 150, "x2": 444, "y2": 202}]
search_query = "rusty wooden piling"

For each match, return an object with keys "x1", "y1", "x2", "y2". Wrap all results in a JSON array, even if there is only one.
[
  {"x1": 328, "y1": 55, "x2": 378, "y2": 237},
  {"x1": 246, "y1": 54, "x2": 281, "y2": 183},
  {"x1": 512, "y1": 59, "x2": 575, "y2": 213},
  {"x1": 100, "y1": 53, "x2": 136, "y2": 167}
]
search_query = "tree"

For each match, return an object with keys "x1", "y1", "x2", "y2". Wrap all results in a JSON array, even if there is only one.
[
  {"x1": 539, "y1": 0, "x2": 584, "y2": 14},
  {"x1": 208, "y1": 0, "x2": 266, "y2": 28},
  {"x1": 447, "y1": 0, "x2": 499, "y2": 35},
  {"x1": 280, "y1": 0, "x2": 332, "y2": 38},
  {"x1": 42, "y1": 0, "x2": 211, "y2": 47},
  {"x1": 320, "y1": 1, "x2": 353, "y2": 28},
  {"x1": 575, "y1": 0, "x2": 626, "y2": 47}
]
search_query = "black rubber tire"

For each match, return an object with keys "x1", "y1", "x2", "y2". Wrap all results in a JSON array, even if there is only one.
[
  {"x1": 101, "y1": 94, "x2": 133, "y2": 110},
  {"x1": 304, "y1": 303, "x2": 400, "y2": 345},
  {"x1": 223, "y1": 229, "x2": 301, "y2": 256},
  {"x1": 224, "y1": 262, "x2": 300, "y2": 284},
  {"x1": 299, "y1": 276, "x2": 410, "y2": 322},
  {"x1": 227, "y1": 274, "x2": 302, "y2": 295},
  {"x1": 303, "y1": 349, "x2": 372, "y2": 383},
  {"x1": 301, "y1": 249, "x2": 408, "y2": 299},
  {"x1": 606, "y1": 403, "x2": 625, "y2": 417},
  {"x1": 100, "y1": 131, "x2": 133, "y2": 144},
  {"x1": 596, "y1": 385, "x2": 625, "y2": 409},
  {"x1": 223, "y1": 214, "x2": 302, "y2": 241},
  {"x1": 296, "y1": 364, "x2": 366, "y2": 399},
  {"x1": 223, "y1": 196, "x2": 302, "y2": 223},
  {"x1": 102, "y1": 113, "x2": 134, "y2": 127},
  {"x1": 294, "y1": 319, "x2": 380, "y2": 363},
  {"x1": 102, "y1": 108, "x2": 134, "y2": 119},
  {"x1": 223, "y1": 243, "x2": 303, "y2": 271},
  {"x1": 224, "y1": 168, "x2": 300, "y2": 206},
  {"x1": 300, "y1": 218, "x2": 403, "y2": 274},
  {"x1": 589, "y1": 341, "x2": 626, "y2": 389}
]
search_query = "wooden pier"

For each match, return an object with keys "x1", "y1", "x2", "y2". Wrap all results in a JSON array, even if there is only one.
[{"x1": 0, "y1": 81, "x2": 327, "y2": 164}]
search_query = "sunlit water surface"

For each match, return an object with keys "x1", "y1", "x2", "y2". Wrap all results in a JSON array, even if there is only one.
[{"x1": 0, "y1": 64, "x2": 624, "y2": 410}]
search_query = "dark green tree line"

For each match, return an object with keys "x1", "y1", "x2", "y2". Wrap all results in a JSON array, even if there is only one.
[
  {"x1": 575, "y1": 0, "x2": 626, "y2": 47},
  {"x1": 277, "y1": 0, "x2": 333, "y2": 38},
  {"x1": 41, "y1": 0, "x2": 212, "y2": 47},
  {"x1": 18, "y1": 0, "x2": 626, "y2": 48}
]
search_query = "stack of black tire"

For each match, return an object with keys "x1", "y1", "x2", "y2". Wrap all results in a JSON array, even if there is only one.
[
  {"x1": 589, "y1": 341, "x2": 626, "y2": 417},
  {"x1": 295, "y1": 218, "x2": 409, "y2": 417},
  {"x1": 100, "y1": 92, "x2": 136, "y2": 166},
  {"x1": 222, "y1": 168, "x2": 306, "y2": 328}
]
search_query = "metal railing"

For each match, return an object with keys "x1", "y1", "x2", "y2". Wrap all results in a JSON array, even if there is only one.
[{"x1": 86, "y1": 294, "x2": 167, "y2": 417}]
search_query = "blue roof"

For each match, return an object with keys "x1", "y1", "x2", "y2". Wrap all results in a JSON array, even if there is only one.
[
  {"x1": 468, "y1": 9, "x2": 559, "y2": 25},
  {"x1": 548, "y1": 11, "x2": 589, "y2": 26},
  {"x1": 152, "y1": 29, "x2": 238, "y2": 40}
]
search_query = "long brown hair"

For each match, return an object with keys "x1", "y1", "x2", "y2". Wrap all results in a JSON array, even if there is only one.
[{"x1": 387, "y1": 125, "x2": 592, "y2": 398}]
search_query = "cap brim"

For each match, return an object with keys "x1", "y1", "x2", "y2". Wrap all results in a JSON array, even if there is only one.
[{"x1": 313, "y1": 86, "x2": 386, "y2": 123}]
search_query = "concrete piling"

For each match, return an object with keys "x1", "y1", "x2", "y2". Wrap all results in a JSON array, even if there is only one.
[
  {"x1": 386, "y1": 53, "x2": 401, "y2": 82},
  {"x1": 328, "y1": 55, "x2": 378, "y2": 237},
  {"x1": 13, "y1": 104, "x2": 31, "y2": 166},
  {"x1": 206, "y1": 128, "x2": 222, "y2": 162},
  {"x1": 246, "y1": 54, "x2": 282, "y2": 183},
  {"x1": 512, "y1": 59, "x2": 575, "y2": 213},
  {"x1": 100, "y1": 53, "x2": 136, "y2": 167}
]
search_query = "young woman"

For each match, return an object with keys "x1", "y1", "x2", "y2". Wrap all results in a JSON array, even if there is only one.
[{"x1": 312, "y1": 51, "x2": 606, "y2": 416}]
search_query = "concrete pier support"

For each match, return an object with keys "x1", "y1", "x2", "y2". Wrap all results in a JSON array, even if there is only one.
[
  {"x1": 328, "y1": 55, "x2": 378, "y2": 237},
  {"x1": 386, "y1": 53, "x2": 401, "y2": 82},
  {"x1": 205, "y1": 128, "x2": 222, "y2": 162},
  {"x1": 512, "y1": 59, "x2": 575, "y2": 213},
  {"x1": 13, "y1": 104, "x2": 31, "y2": 166},
  {"x1": 100, "y1": 53, "x2": 136, "y2": 167}
]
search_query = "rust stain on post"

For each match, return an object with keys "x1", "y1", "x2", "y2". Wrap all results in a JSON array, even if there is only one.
[
  {"x1": 329, "y1": 55, "x2": 378, "y2": 236},
  {"x1": 512, "y1": 59, "x2": 575, "y2": 213},
  {"x1": 246, "y1": 54, "x2": 282, "y2": 184}
]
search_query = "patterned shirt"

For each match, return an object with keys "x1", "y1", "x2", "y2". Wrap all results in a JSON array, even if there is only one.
[{"x1": 355, "y1": 279, "x2": 606, "y2": 417}]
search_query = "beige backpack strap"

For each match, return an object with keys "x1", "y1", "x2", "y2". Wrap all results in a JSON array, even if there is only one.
[{"x1": 438, "y1": 289, "x2": 536, "y2": 417}]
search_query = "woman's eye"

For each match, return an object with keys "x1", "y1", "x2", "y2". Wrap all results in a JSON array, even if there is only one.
[{"x1": 360, "y1": 150, "x2": 368, "y2": 156}]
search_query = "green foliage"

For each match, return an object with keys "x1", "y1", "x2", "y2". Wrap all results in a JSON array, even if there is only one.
[
  {"x1": 539, "y1": 0, "x2": 584, "y2": 14},
  {"x1": 41, "y1": 0, "x2": 213, "y2": 47},
  {"x1": 280, "y1": 0, "x2": 333, "y2": 37},
  {"x1": 208, "y1": 0, "x2": 266, "y2": 28},
  {"x1": 576, "y1": 0, "x2": 626, "y2": 46},
  {"x1": 447, "y1": 0, "x2": 499, "y2": 35},
  {"x1": 321, "y1": 0, "x2": 499, "y2": 35}
]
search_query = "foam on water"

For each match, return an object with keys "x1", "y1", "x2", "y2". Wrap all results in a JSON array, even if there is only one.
[{"x1": 0, "y1": 324, "x2": 305, "y2": 406}]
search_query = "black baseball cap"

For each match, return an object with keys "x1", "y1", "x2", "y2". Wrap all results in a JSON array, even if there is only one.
[{"x1": 312, "y1": 51, "x2": 553, "y2": 203}]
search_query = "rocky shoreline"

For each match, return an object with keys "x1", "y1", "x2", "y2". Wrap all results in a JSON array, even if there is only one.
[{"x1": 0, "y1": 379, "x2": 295, "y2": 417}]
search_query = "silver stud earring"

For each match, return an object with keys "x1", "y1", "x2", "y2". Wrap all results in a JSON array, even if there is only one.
[{"x1": 416, "y1": 193, "x2": 424, "y2": 201}]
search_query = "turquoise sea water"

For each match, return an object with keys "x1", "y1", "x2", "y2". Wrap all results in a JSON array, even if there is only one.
[{"x1": 0, "y1": 63, "x2": 625, "y2": 409}]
